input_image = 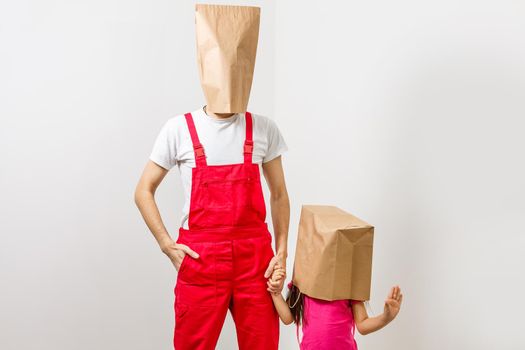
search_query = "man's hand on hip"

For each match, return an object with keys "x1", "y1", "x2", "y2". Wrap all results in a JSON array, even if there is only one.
[{"x1": 160, "y1": 239, "x2": 199, "y2": 271}]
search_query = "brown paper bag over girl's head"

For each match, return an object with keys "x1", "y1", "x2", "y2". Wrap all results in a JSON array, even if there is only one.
[
  {"x1": 293, "y1": 205, "x2": 375, "y2": 301},
  {"x1": 195, "y1": 4, "x2": 260, "y2": 113}
]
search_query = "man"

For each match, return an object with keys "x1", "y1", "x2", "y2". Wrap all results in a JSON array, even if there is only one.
[{"x1": 134, "y1": 5, "x2": 289, "y2": 349}]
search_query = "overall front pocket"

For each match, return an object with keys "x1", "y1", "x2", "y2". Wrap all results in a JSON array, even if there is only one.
[
  {"x1": 202, "y1": 177, "x2": 254, "y2": 209},
  {"x1": 175, "y1": 242, "x2": 218, "y2": 307}
]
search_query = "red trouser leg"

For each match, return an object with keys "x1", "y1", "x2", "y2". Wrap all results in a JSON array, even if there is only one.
[
  {"x1": 174, "y1": 241, "x2": 232, "y2": 350},
  {"x1": 173, "y1": 297, "x2": 229, "y2": 350},
  {"x1": 230, "y1": 235, "x2": 280, "y2": 350},
  {"x1": 174, "y1": 234, "x2": 279, "y2": 350}
]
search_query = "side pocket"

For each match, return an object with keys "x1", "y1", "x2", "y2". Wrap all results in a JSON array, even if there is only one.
[
  {"x1": 175, "y1": 242, "x2": 199, "y2": 279},
  {"x1": 173, "y1": 242, "x2": 217, "y2": 307},
  {"x1": 178, "y1": 254, "x2": 190, "y2": 276}
]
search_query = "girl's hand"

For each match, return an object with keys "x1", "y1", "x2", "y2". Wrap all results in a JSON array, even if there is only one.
[
  {"x1": 267, "y1": 266, "x2": 286, "y2": 295},
  {"x1": 271, "y1": 266, "x2": 286, "y2": 281},
  {"x1": 382, "y1": 285, "x2": 403, "y2": 322}
]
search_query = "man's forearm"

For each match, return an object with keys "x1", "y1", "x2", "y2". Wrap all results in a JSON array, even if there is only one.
[
  {"x1": 269, "y1": 192, "x2": 290, "y2": 261},
  {"x1": 134, "y1": 189, "x2": 173, "y2": 250}
]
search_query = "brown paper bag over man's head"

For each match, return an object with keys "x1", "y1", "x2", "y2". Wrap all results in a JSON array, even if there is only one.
[
  {"x1": 195, "y1": 4, "x2": 260, "y2": 113},
  {"x1": 292, "y1": 205, "x2": 375, "y2": 301}
]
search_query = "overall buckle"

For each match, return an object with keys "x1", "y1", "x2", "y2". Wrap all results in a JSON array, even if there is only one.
[
  {"x1": 243, "y1": 140, "x2": 254, "y2": 154},
  {"x1": 194, "y1": 143, "x2": 206, "y2": 158}
]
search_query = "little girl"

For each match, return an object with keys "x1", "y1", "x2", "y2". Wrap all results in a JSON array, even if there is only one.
[{"x1": 268, "y1": 266, "x2": 403, "y2": 349}]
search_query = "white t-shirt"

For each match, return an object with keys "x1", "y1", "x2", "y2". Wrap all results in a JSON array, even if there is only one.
[{"x1": 149, "y1": 106, "x2": 288, "y2": 229}]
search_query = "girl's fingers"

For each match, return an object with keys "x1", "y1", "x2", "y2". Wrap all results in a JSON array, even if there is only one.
[
  {"x1": 272, "y1": 274, "x2": 284, "y2": 282},
  {"x1": 398, "y1": 293, "x2": 403, "y2": 305},
  {"x1": 391, "y1": 285, "x2": 400, "y2": 300},
  {"x1": 267, "y1": 280, "x2": 283, "y2": 293},
  {"x1": 269, "y1": 280, "x2": 281, "y2": 288},
  {"x1": 386, "y1": 299, "x2": 399, "y2": 307},
  {"x1": 267, "y1": 280, "x2": 280, "y2": 288},
  {"x1": 272, "y1": 272, "x2": 285, "y2": 280},
  {"x1": 268, "y1": 276, "x2": 281, "y2": 282}
]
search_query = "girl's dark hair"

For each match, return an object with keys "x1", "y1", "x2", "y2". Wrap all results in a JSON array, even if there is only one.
[{"x1": 285, "y1": 284, "x2": 305, "y2": 325}]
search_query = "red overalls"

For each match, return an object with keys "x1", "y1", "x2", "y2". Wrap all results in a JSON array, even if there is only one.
[{"x1": 173, "y1": 112, "x2": 279, "y2": 350}]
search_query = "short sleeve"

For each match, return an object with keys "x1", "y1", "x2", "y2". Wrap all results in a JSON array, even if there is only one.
[
  {"x1": 350, "y1": 299, "x2": 364, "y2": 306},
  {"x1": 263, "y1": 118, "x2": 288, "y2": 163},
  {"x1": 149, "y1": 120, "x2": 178, "y2": 170}
]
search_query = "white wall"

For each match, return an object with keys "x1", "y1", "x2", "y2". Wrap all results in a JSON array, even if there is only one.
[
  {"x1": 1, "y1": 1, "x2": 524, "y2": 349},
  {"x1": 275, "y1": 1, "x2": 525, "y2": 349}
]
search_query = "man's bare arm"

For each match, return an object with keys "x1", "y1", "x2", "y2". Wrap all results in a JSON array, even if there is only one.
[
  {"x1": 262, "y1": 155, "x2": 290, "y2": 283},
  {"x1": 134, "y1": 160, "x2": 198, "y2": 269}
]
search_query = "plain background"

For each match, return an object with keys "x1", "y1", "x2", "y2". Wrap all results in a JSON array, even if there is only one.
[{"x1": 1, "y1": 1, "x2": 524, "y2": 349}]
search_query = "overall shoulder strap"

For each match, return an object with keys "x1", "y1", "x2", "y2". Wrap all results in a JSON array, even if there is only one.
[
  {"x1": 184, "y1": 113, "x2": 207, "y2": 167},
  {"x1": 243, "y1": 112, "x2": 254, "y2": 164}
]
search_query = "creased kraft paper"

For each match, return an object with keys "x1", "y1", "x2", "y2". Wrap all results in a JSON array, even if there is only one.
[
  {"x1": 195, "y1": 4, "x2": 260, "y2": 113},
  {"x1": 293, "y1": 205, "x2": 374, "y2": 301}
]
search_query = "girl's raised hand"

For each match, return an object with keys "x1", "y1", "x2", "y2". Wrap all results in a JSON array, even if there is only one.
[{"x1": 383, "y1": 285, "x2": 403, "y2": 322}]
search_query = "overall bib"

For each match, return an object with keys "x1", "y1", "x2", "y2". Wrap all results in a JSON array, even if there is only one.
[{"x1": 173, "y1": 112, "x2": 279, "y2": 350}]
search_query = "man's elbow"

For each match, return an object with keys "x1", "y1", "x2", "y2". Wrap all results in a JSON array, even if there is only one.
[
  {"x1": 134, "y1": 185, "x2": 151, "y2": 207},
  {"x1": 133, "y1": 188, "x2": 142, "y2": 207}
]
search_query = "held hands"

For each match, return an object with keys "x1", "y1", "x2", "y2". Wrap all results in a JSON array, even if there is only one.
[
  {"x1": 382, "y1": 285, "x2": 403, "y2": 323},
  {"x1": 160, "y1": 239, "x2": 199, "y2": 271},
  {"x1": 267, "y1": 265, "x2": 286, "y2": 295},
  {"x1": 264, "y1": 254, "x2": 286, "y2": 295}
]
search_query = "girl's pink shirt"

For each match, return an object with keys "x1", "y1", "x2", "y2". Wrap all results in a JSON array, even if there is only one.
[{"x1": 300, "y1": 295, "x2": 360, "y2": 350}]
